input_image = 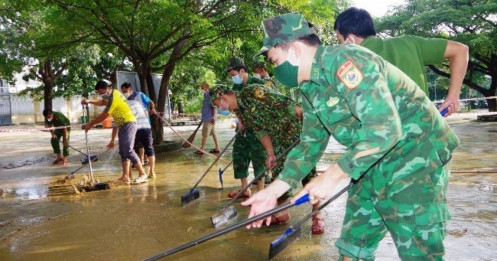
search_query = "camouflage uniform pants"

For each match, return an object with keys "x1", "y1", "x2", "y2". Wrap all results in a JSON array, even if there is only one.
[
  {"x1": 232, "y1": 129, "x2": 267, "y2": 180},
  {"x1": 272, "y1": 138, "x2": 318, "y2": 201},
  {"x1": 51, "y1": 129, "x2": 70, "y2": 157},
  {"x1": 335, "y1": 145, "x2": 451, "y2": 261}
]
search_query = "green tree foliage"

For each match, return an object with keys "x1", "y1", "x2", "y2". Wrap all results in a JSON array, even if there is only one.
[
  {"x1": 1, "y1": 0, "x2": 128, "y2": 109},
  {"x1": 376, "y1": 0, "x2": 497, "y2": 111},
  {"x1": 1, "y1": 0, "x2": 340, "y2": 143}
]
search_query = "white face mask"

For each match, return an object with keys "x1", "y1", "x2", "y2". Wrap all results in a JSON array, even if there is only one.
[
  {"x1": 47, "y1": 117, "x2": 53, "y2": 122},
  {"x1": 345, "y1": 36, "x2": 356, "y2": 44},
  {"x1": 253, "y1": 73, "x2": 262, "y2": 79},
  {"x1": 123, "y1": 92, "x2": 131, "y2": 98}
]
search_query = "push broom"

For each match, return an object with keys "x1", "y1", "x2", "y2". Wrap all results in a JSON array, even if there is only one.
[
  {"x1": 210, "y1": 139, "x2": 299, "y2": 228},
  {"x1": 181, "y1": 131, "x2": 239, "y2": 205},
  {"x1": 268, "y1": 184, "x2": 350, "y2": 259},
  {"x1": 142, "y1": 193, "x2": 311, "y2": 261}
]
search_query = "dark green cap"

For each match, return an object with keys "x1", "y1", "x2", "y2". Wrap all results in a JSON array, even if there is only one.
[
  {"x1": 225, "y1": 57, "x2": 245, "y2": 72},
  {"x1": 255, "y1": 13, "x2": 312, "y2": 57},
  {"x1": 209, "y1": 84, "x2": 231, "y2": 104},
  {"x1": 252, "y1": 61, "x2": 267, "y2": 70}
]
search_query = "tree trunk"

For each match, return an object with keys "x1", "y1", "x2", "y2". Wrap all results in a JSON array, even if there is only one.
[
  {"x1": 487, "y1": 77, "x2": 497, "y2": 112},
  {"x1": 134, "y1": 62, "x2": 163, "y2": 145},
  {"x1": 151, "y1": 63, "x2": 176, "y2": 145},
  {"x1": 145, "y1": 71, "x2": 163, "y2": 145},
  {"x1": 137, "y1": 64, "x2": 149, "y2": 95},
  {"x1": 43, "y1": 82, "x2": 53, "y2": 111}
]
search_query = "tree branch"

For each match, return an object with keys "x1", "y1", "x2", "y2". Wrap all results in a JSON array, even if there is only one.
[{"x1": 428, "y1": 65, "x2": 488, "y2": 94}]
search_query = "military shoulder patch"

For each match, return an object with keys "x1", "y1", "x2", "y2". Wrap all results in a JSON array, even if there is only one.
[
  {"x1": 263, "y1": 81, "x2": 273, "y2": 88},
  {"x1": 337, "y1": 60, "x2": 363, "y2": 90},
  {"x1": 254, "y1": 88, "x2": 265, "y2": 98}
]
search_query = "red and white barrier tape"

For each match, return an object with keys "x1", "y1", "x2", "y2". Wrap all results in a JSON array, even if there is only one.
[
  {"x1": 0, "y1": 124, "x2": 81, "y2": 133},
  {"x1": 155, "y1": 115, "x2": 231, "y2": 164},
  {"x1": 2, "y1": 96, "x2": 496, "y2": 133},
  {"x1": 433, "y1": 96, "x2": 497, "y2": 104}
]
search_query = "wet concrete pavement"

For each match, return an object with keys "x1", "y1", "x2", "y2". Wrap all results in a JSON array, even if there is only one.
[{"x1": 0, "y1": 116, "x2": 496, "y2": 260}]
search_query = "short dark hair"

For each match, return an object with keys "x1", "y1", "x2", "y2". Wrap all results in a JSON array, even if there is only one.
[
  {"x1": 95, "y1": 80, "x2": 109, "y2": 90},
  {"x1": 334, "y1": 7, "x2": 376, "y2": 39},
  {"x1": 276, "y1": 34, "x2": 321, "y2": 51},
  {"x1": 42, "y1": 109, "x2": 53, "y2": 117},
  {"x1": 121, "y1": 82, "x2": 132, "y2": 89},
  {"x1": 232, "y1": 66, "x2": 247, "y2": 73}
]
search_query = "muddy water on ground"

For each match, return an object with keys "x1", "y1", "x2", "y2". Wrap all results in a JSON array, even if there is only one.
[{"x1": 1, "y1": 121, "x2": 496, "y2": 260}]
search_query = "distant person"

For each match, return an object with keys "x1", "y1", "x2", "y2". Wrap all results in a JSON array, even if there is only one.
[
  {"x1": 252, "y1": 61, "x2": 271, "y2": 80},
  {"x1": 334, "y1": 7, "x2": 469, "y2": 116},
  {"x1": 81, "y1": 80, "x2": 147, "y2": 184},
  {"x1": 226, "y1": 57, "x2": 268, "y2": 198},
  {"x1": 252, "y1": 61, "x2": 280, "y2": 94},
  {"x1": 43, "y1": 109, "x2": 70, "y2": 165},
  {"x1": 120, "y1": 82, "x2": 157, "y2": 180},
  {"x1": 197, "y1": 82, "x2": 221, "y2": 154}
]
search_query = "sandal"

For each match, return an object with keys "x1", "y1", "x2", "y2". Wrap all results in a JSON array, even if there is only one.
[
  {"x1": 227, "y1": 190, "x2": 250, "y2": 199},
  {"x1": 270, "y1": 213, "x2": 291, "y2": 225},
  {"x1": 194, "y1": 150, "x2": 204, "y2": 155},
  {"x1": 209, "y1": 149, "x2": 220, "y2": 153},
  {"x1": 52, "y1": 158, "x2": 63, "y2": 165},
  {"x1": 116, "y1": 178, "x2": 130, "y2": 184},
  {"x1": 311, "y1": 215, "x2": 325, "y2": 235},
  {"x1": 133, "y1": 175, "x2": 148, "y2": 185}
]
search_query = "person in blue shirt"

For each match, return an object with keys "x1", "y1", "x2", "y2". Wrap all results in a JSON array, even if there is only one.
[
  {"x1": 120, "y1": 82, "x2": 157, "y2": 180},
  {"x1": 197, "y1": 82, "x2": 221, "y2": 154}
]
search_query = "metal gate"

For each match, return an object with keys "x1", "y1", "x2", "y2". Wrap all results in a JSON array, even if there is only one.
[
  {"x1": 0, "y1": 82, "x2": 12, "y2": 126},
  {"x1": 116, "y1": 71, "x2": 171, "y2": 119}
]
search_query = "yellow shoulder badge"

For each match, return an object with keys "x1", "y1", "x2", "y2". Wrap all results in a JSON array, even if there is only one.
[
  {"x1": 264, "y1": 81, "x2": 273, "y2": 88},
  {"x1": 337, "y1": 60, "x2": 363, "y2": 89},
  {"x1": 254, "y1": 88, "x2": 265, "y2": 98}
]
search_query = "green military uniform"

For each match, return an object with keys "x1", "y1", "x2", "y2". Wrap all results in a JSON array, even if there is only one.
[
  {"x1": 211, "y1": 84, "x2": 317, "y2": 198},
  {"x1": 45, "y1": 111, "x2": 71, "y2": 157},
  {"x1": 258, "y1": 14, "x2": 460, "y2": 260},
  {"x1": 227, "y1": 57, "x2": 268, "y2": 181}
]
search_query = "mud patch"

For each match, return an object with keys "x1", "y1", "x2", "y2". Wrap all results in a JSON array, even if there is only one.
[{"x1": 1, "y1": 156, "x2": 51, "y2": 169}]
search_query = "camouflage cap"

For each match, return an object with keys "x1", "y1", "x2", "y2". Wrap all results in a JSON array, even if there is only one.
[
  {"x1": 255, "y1": 13, "x2": 312, "y2": 57},
  {"x1": 209, "y1": 84, "x2": 231, "y2": 104},
  {"x1": 225, "y1": 57, "x2": 245, "y2": 72},
  {"x1": 252, "y1": 61, "x2": 267, "y2": 70}
]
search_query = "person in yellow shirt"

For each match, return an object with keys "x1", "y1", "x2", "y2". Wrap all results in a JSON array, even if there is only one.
[{"x1": 82, "y1": 80, "x2": 148, "y2": 184}]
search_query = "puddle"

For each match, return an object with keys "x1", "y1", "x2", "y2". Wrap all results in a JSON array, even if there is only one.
[{"x1": 0, "y1": 121, "x2": 496, "y2": 260}]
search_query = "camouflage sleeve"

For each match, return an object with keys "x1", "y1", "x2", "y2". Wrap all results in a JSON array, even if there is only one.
[
  {"x1": 332, "y1": 52, "x2": 402, "y2": 180},
  {"x1": 237, "y1": 86, "x2": 270, "y2": 140},
  {"x1": 277, "y1": 93, "x2": 331, "y2": 189}
]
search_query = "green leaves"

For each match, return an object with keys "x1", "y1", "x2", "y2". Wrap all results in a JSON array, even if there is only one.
[{"x1": 377, "y1": 0, "x2": 497, "y2": 105}]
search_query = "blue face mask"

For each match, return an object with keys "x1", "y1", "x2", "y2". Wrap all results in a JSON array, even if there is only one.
[{"x1": 231, "y1": 74, "x2": 243, "y2": 85}]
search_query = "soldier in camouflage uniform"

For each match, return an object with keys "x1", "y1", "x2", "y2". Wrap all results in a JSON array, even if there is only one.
[
  {"x1": 252, "y1": 61, "x2": 271, "y2": 80},
  {"x1": 225, "y1": 57, "x2": 269, "y2": 198},
  {"x1": 242, "y1": 14, "x2": 461, "y2": 261},
  {"x1": 210, "y1": 84, "x2": 325, "y2": 233}
]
